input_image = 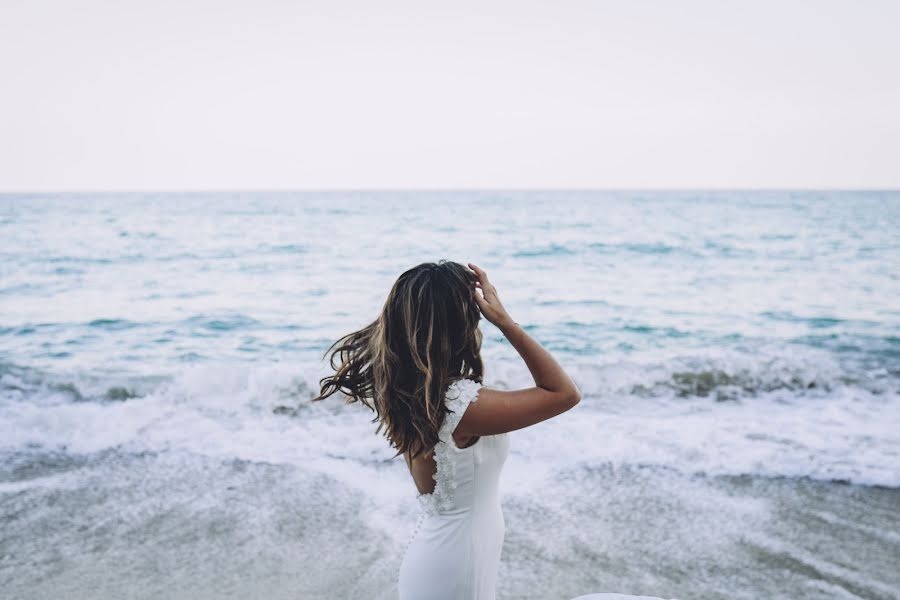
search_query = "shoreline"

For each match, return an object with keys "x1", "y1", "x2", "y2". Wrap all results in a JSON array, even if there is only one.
[{"x1": 2, "y1": 450, "x2": 897, "y2": 600}]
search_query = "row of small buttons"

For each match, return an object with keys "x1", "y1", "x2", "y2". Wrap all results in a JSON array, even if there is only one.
[{"x1": 396, "y1": 509, "x2": 427, "y2": 583}]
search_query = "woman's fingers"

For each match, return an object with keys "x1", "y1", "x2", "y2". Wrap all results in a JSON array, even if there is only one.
[
  {"x1": 472, "y1": 286, "x2": 489, "y2": 312},
  {"x1": 468, "y1": 262, "x2": 502, "y2": 311},
  {"x1": 468, "y1": 262, "x2": 488, "y2": 284},
  {"x1": 467, "y1": 262, "x2": 510, "y2": 327},
  {"x1": 467, "y1": 262, "x2": 492, "y2": 293},
  {"x1": 467, "y1": 265, "x2": 480, "y2": 288}
]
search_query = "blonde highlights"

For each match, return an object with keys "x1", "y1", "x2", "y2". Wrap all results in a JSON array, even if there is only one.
[{"x1": 313, "y1": 260, "x2": 483, "y2": 459}]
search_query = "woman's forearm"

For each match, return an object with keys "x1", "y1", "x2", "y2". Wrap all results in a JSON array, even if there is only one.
[{"x1": 497, "y1": 318, "x2": 580, "y2": 401}]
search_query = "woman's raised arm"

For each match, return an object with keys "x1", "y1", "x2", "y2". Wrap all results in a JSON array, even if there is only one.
[{"x1": 456, "y1": 263, "x2": 581, "y2": 437}]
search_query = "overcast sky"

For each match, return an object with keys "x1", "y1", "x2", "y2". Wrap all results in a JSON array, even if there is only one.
[{"x1": 1, "y1": 0, "x2": 898, "y2": 191}]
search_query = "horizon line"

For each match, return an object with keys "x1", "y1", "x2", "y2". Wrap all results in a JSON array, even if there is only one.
[{"x1": 1, "y1": 186, "x2": 898, "y2": 195}]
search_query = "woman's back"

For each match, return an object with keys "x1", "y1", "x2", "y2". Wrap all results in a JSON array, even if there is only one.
[{"x1": 398, "y1": 377, "x2": 510, "y2": 600}]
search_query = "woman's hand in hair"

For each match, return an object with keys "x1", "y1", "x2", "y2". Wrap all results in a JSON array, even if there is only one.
[
  {"x1": 467, "y1": 262, "x2": 514, "y2": 329},
  {"x1": 456, "y1": 261, "x2": 581, "y2": 439}
]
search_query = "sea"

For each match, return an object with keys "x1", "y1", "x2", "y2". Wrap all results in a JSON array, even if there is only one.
[{"x1": 1, "y1": 191, "x2": 898, "y2": 600}]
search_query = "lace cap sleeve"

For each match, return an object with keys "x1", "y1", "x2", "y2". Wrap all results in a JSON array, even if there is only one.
[{"x1": 440, "y1": 378, "x2": 482, "y2": 439}]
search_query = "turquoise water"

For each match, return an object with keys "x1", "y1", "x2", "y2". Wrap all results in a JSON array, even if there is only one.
[{"x1": 1, "y1": 191, "x2": 898, "y2": 599}]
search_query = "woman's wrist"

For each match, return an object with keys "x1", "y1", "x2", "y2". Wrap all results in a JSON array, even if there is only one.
[{"x1": 497, "y1": 317, "x2": 519, "y2": 335}]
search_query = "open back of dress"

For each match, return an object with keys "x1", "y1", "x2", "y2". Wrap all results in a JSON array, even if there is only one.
[{"x1": 398, "y1": 378, "x2": 509, "y2": 600}]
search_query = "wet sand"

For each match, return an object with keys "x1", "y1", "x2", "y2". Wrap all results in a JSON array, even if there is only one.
[{"x1": 1, "y1": 451, "x2": 897, "y2": 600}]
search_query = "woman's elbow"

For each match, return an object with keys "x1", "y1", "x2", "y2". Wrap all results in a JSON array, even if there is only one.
[
  {"x1": 564, "y1": 386, "x2": 581, "y2": 409},
  {"x1": 546, "y1": 386, "x2": 582, "y2": 416}
]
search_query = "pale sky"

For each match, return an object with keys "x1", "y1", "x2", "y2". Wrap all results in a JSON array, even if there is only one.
[{"x1": 1, "y1": 0, "x2": 898, "y2": 191}]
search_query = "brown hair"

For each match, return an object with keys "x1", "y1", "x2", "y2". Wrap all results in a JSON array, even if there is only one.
[{"x1": 313, "y1": 260, "x2": 484, "y2": 459}]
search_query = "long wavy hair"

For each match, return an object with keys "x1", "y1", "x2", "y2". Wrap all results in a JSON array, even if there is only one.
[{"x1": 313, "y1": 260, "x2": 484, "y2": 459}]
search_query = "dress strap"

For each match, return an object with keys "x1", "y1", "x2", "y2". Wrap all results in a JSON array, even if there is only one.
[
  {"x1": 440, "y1": 378, "x2": 483, "y2": 440},
  {"x1": 416, "y1": 377, "x2": 485, "y2": 516}
]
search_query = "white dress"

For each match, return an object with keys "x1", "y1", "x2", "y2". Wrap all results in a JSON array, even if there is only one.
[
  {"x1": 398, "y1": 378, "x2": 509, "y2": 600},
  {"x1": 397, "y1": 378, "x2": 673, "y2": 600}
]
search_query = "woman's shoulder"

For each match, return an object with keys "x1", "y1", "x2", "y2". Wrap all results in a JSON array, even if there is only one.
[
  {"x1": 440, "y1": 377, "x2": 483, "y2": 437},
  {"x1": 445, "y1": 377, "x2": 483, "y2": 405}
]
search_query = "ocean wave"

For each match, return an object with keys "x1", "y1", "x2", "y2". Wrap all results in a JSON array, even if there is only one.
[
  {"x1": 0, "y1": 360, "x2": 157, "y2": 405},
  {"x1": 1, "y1": 357, "x2": 898, "y2": 488}
]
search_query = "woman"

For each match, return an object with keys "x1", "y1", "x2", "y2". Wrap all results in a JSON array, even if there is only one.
[{"x1": 314, "y1": 260, "x2": 669, "y2": 600}]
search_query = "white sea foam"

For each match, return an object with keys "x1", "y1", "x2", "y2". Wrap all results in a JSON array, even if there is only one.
[{"x1": 2, "y1": 356, "x2": 898, "y2": 491}]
